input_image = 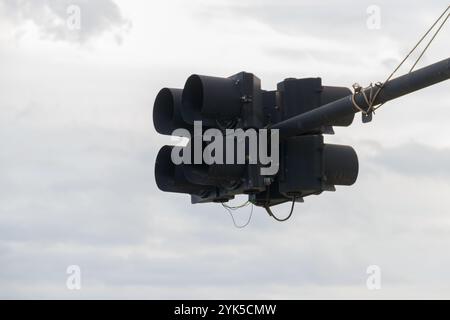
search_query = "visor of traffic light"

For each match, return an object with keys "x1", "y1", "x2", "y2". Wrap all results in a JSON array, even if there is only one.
[
  {"x1": 155, "y1": 145, "x2": 212, "y2": 196},
  {"x1": 182, "y1": 74, "x2": 242, "y2": 127},
  {"x1": 153, "y1": 88, "x2": 192, "y2": 135},
  {"x1": 320, "y1": 86, "x2": 355, "y2": 127},
  {"x1": 323, "y1": 144, "x2": 359, "y2": 186}
]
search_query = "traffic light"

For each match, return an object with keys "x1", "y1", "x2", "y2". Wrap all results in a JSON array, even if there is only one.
[
  {"x1": 153, "y1": 88, "x2": 191, "y2": 135},
  {"x1": 153, "y1": 72, "x2": 359, "y2": 209},
  {"x1": 250, "y1": 135, "x2": 359, "y2": 207},
  {"x1": 251, "y1": 77, "x2": 358, "y2": 207},
  {"x1": 181, "y1": 72, "x2": 265, "y2": 128}
]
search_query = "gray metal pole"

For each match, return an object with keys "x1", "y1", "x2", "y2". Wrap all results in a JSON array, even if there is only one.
[{"x1": 272, "y1": 57, "x2": 450, "y2": 137}]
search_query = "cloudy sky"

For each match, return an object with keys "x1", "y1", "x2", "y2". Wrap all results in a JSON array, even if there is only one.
[{"x1": 0, "y1": 0, "x2": 449, "y2": 299}]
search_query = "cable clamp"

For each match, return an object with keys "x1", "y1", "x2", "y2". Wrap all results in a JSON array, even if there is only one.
[{"x1": 351, "y1": 82, "x2": 384, "y2": 123}]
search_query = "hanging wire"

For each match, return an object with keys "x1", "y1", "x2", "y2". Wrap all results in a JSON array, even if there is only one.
[
  {"x1": 264, "y1": 196, "x2": 297, "y2": 222},
  {"x1": 408, "y1": 8, "x2": 450, "y2": 73},
  {"x1": 222, "y1": 201, "x2": 254, "y2": 228},
  {"x1": 223, "y1": 200, "x2": 250, "y2": 210},
  {"x1": 262, "y1": 183, "x2": 297, "y2": 222},
  {"x1": 351, "y1": 5, "x2": 449, "y2": 114},
  {"x1": 383, "y1": 5, "x2": 449, "y2": 83}
]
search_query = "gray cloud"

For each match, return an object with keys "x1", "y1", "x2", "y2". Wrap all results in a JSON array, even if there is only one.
[
  {"x1": 194, "y1": 0, "x2": 448, "y2": 66},
  {"x1": 368, "y1": 142, "x2": 450, "y2": 178},
  {"x1": 0, "y1": 0, "x2": 131, "y2": 44},
  {"x1": 196, "y1": 0, "x2": 447, "y2": 38}
]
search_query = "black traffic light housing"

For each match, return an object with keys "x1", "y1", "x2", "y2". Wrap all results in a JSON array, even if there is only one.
[
  {"x1": 153, "y1": 72, "x2": 359, "y2": 207},
  {"x1": 182, "y1": 72, "x2": 265, "y2": 129}
]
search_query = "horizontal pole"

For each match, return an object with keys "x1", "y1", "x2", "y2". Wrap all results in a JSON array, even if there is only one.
[{"x1": 272, "y1": 57, "x2": 450, "y2": 137}]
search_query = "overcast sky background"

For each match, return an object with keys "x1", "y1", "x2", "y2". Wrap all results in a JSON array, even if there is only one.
[{"x1": 0, "y1": 0, "x2": 449, "y2": 299}]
